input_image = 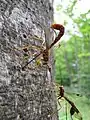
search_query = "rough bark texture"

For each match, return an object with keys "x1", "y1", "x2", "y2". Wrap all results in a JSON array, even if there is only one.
[{"x1": 0, "y1": 0, "x2": 58, "y2": 120}]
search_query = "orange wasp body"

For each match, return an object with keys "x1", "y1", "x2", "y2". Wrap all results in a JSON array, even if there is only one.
[{"x1": 50, "y1": 24, "x2": 64, "y2": 49}]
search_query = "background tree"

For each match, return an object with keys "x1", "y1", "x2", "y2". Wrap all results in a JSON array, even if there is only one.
[{"x1": 0, "y1": 0, "x2": 58, "y2": 120}]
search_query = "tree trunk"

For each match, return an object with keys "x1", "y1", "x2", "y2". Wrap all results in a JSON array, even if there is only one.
[{"x1": 0, "y1": 0, "x2": 58, "y2": 120}]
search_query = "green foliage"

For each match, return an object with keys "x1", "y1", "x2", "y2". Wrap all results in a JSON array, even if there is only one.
[
  {"x1": 64, "y1": 0, "x2": 77, "y2": 17},
  {"x1": 55, "y1": 0, "x2": 90, "y2": 91},
  {"x1": 55, "y1": 17, "x2": 90, "y2": 89},
  {"x1": 54, "y1": 1, "x2": 90, "y2": 119},
  {"x1": 56, "y1": 4, "x2": 62, "y2": 11}
]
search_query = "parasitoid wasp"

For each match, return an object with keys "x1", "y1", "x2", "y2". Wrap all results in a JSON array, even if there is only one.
[{"x1": 22, "y1": 24, "x2": 65, "y2": 70}]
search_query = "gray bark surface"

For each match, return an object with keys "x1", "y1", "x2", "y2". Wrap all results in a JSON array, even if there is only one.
[{"x1": 0, "y1": 0, "x2": 58, "y2": 120}]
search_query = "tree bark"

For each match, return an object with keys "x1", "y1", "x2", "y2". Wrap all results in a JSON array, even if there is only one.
[{"x1": 0, "y1": 0, "x2": 58, "y2": 120}]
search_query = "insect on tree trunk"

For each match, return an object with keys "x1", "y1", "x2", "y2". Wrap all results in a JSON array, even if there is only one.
[{"x1": 0, "y1": 0, "x2": 58, "y2": 120}]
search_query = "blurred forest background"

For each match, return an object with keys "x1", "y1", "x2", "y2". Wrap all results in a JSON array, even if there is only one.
[{"x1": 54, "y1": 0, "x2": 90, "y2": 119}]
